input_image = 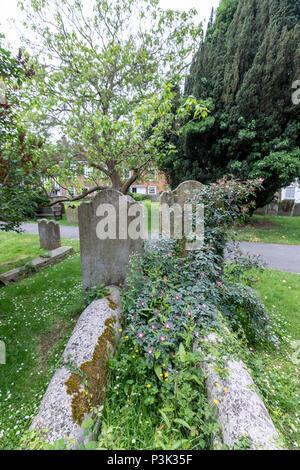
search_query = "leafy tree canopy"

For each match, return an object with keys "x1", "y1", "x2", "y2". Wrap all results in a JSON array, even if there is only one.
[
  {"x1": 0, "y1": 36, "x2": 46, "y2": 232},
  {"x1": 19, "y1": 0, "x2": 207, "y2": 200}
]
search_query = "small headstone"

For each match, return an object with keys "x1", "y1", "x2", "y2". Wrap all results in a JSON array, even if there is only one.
[
  {"x1": 38, "y1": 219, "x2": 61, "y2": 250},
  {"x1": 78, "y1": 189, "x2": 144, "y2": 291},
  {"x1": 292, "y1": 203, "x2": 300, "y2": 217},
  {"x1": 278, "y1": 200, "x2": 294, "y2": 217},
  {"x1": 160, "y1": 180, "x2": 204, "y2": 250},
  {"x1": 66, "y1": 206, "x2": 79, "y2": 223}
]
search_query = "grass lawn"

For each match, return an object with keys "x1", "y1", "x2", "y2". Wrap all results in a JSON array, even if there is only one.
[
  {"x1": 143, "y1": 200, "x2": 160, "y2": 235},
  {"x1": 243, "y1": 268, "x2": 300, "y2": 449},
  {"x1": 25, "y1": 214, "x2": 78, "y2": 227},
  {"x1": 0, "y1": 231, "x2": 79, "y2": 275},
  {"x1": 0, "y1": 233, "x2": 82, "y2": 449},
  {"x1": 235, "y1": 215, "x2": 300, "y2": 245}
]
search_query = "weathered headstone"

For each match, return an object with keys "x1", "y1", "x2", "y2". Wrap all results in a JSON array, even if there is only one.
[
  {"x1": 293, "y1": 203, "x2": 300, "y2": 217},
  {"x1": 78, "y1": 189, "x2": 144, "y2": 291},
  {"x1": 278, "y1": 200, "x2": 294, "y2": 217},
  {"x1": 160, "y1": 180, "x2": 204, "y2": 250},
  {"x1": 66, "y1": 205, "x2": 79, "y2": 223},
  {"x1": 38, "y1": 219, "x2": 61, "y2": 250}
]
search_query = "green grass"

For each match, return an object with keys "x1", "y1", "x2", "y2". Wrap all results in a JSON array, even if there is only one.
[
  {"x1": 25, "y1": 214, "x2": 78, "y2": 227},
  {"x1": 0, "y1": 231, "x2": 79, "y2": 274},
  {"x1": 0, "y1": 234, "x2": 82, "y2": 449},
  {"x1": 235, "y1": 215, "x2": 300, "y2": 245},
  {"x1": 244, "y1": 268, "x2": 300, "y2": 449},
  {"x1": 143, "y1": 201, "x2": 160, "y2": 235}
]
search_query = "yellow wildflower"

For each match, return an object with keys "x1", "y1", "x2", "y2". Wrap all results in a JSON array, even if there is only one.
[{"x1": 213, "y1": 399, "x2": 219, "y2": 406}]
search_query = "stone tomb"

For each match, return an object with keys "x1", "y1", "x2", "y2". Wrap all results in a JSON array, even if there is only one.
[{"x1": 78, "y1": 189, "x2": 144, "y2": 291}]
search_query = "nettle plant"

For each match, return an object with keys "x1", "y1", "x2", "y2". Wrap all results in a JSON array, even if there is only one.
[{"x1": 121, "y1": 177, "x2": 279, "y2": 367}]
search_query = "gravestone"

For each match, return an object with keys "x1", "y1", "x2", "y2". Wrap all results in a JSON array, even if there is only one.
[
  {"x1": 160, "y1": 180, "x2": 204, "y2": 250},
  {"x1": 293, "y1": 203, "x2": 300, "y2": 217},
  {"x1": 66, "y1": 205, "x2": 79, "y2": 223},
  {"x1": 78, "y1": 189, "x2": 144, "y2": 291},
  {"x1": 38, "y1": 219, "x2": 61, "y2": 250},
  {"x1": 278, "y1": 200, "x2": 294, "y2": 217}
]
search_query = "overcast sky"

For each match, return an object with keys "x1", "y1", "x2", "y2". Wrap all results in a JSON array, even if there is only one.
[{"x1": 1, "y1": 0, "x2": 220, "y2": 51}]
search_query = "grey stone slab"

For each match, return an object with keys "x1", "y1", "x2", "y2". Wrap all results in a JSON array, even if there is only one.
[
  {"x1": 38, "y1": 219, "x2": 61, "y2": 250},
  {"x1": 78, "y1": 189, "x2": 144, "y2": 291},
  {"x1": 196, "y1": 332, "x2": 283, "y2": 450},
  {"x1": 30, "y1": 287, "x2": 121, "y2": 447},
  {"x1": 0, "y1": 246, "x2": 73, "y2": 285}
]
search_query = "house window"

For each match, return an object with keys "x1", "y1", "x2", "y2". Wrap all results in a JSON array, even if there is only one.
[
  {"x1": 50, "y1": 188, "x2": 61, "y2": 196},
  {"x1": 284, "y1": 184, "x2": 296, "y2": 200},
  {"x1": 69, "y1": 187, "x2": 76, "y2": 197},
  {"x1": 84, "y1": 166, "x2": 93, "y2": 177},
  {"x1": 148, "y1": 186, "x2": 156, "y2": 195},
  {"x1": 131, "y1": 187, "x2": 137, "y2": 193}
]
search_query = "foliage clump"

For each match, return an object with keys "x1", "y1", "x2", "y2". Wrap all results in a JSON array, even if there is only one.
[{"x1": 159, "y1": 0, "x2": 300, "y2": 208}]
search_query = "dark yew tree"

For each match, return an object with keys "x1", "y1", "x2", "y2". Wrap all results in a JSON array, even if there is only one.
[{"x1": 159, "y1": 0, "x2": 300, "y2": 208}]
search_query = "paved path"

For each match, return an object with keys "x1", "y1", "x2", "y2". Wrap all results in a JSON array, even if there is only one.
[
  {"x1": 21, "y1": 222, "x2": 80, "y2": 240},
  {"x1": 20, "y1": 223, "x2": 300, "y2": 273},
  {"x1": 234, "y1": 241, "x2": 300, "y2": 274}
]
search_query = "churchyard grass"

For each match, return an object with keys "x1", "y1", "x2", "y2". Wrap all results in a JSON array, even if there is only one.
[
  {"x1": 235, "y1": 215, "x2": 300, "y2": 245},
  {"x1": 240, "y1": 268, "x2": 300, "y2": 449},
  {"x1": 0, "y1": 231, "x2": 79, "y2": 274},
  {"x1": 0, "y1": 234, "x2": 82, "y2": 449},
  {"x1": 143, "y1": 201, "x2": 160, "y2": 235}
]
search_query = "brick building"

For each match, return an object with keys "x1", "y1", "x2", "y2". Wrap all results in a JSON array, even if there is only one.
[{"x1": 50, "y1": 166, "x2": 169, "y2": 199}]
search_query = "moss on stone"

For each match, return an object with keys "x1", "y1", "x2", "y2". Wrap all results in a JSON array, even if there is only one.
[{"x1": 65, "y1": 316, "x2": 116, "y2": 425}]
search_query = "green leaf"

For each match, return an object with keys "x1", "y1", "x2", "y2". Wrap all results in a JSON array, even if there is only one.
[
  {"x1": 178, "y1": 343, "x2": 186, "y2": 363},
  {"x1": 174, "y1": 418, "x2": 191, "y2": 430},
  {"x1": 154, "y1": 364, "x2": 162, "y2": 380}
]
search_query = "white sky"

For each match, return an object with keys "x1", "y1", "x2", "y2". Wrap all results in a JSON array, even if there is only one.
[{"x1": 1, "y1": 0, "x2": 220, "y2": 51}]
